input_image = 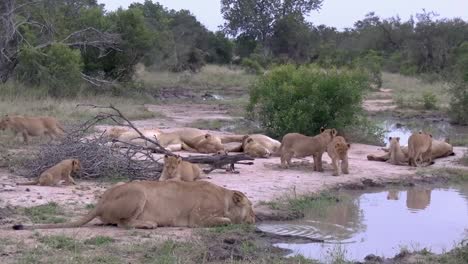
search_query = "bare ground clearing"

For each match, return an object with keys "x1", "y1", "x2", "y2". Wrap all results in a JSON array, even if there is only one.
[{"x1": 0, "y1": 101, "x2": 466, "y2": 258}]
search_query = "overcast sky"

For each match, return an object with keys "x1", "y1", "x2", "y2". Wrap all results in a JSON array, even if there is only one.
[{"x1": 98, "y1": 0, "x2": 468, "y2": 31}]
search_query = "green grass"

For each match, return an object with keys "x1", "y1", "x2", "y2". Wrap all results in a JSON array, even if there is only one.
[
  {"x1": 382, "y1": 72, "x2": 451, "y2": 110},
  {"x1": 21, "y1": 202, "x2": 67, "y2": 224},
  {"x1": 261, "y1": 191, "x2": 343, "y2": 217},
  {"x1": 417, "y1": 167, "x2": 468, "y2": 183},
  {"x1": 39, "y1": 235, "x2": 81, "y2": 251},
  {"x1": 137, "y1": 64, "x2": 256, "y2": 95},
  {"x1": 84, "y1": 236, "x2": 115, "y2": 246}
]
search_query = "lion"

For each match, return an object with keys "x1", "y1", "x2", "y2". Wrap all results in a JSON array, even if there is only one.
[
  {"x1": 0, "y1": 115, "x2": 65, "y2": 143},
  {"x1": 386, "y1": 137, "x2": 408, "y2": 165},
  {"x1": 326, "y1": 136, "x2": 350, "y2": 176},
  {"x1": 408, "y1": 131, "x2": 433, "y2": 167},
  {"x1": 110, "y1": 127, "x2": 225, "y2": 153},
  {"x1": 13, "y1": 180, "x2": 255, "y2": 230},
  {"x1": 241, "y1": 134, "x2": 281, "y2": 158},
  {"x1": 159, "y1": 155, "x2": 204, "y2": 182},
  {"x1": 279, "y1": 128, "x2": 337, "y2": 171},
  {"x1": 17, "y1": 159, "x2": 81, "y2": 186},
  {"x1": 368, "y1": 139, "x2": 454, "y2": 163}
]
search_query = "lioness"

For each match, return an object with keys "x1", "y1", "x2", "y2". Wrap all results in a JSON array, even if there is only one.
[
  {"x1": 159, "y1": 155, "x2": 204, "y2": 182},
  {"x1": 13, "y1": 180, "x2": 255, "y2": 229},
  {"x1": 242, "y1": 134, "x2": 281, "y2": 158},
  {"x1": 326, "y1": 136, "x2": 350, "y2": 176},
  {"x1": 17, "y1": 159, "x2": 81, "y2": 186},
  {"x1": 408, "y1": 132, "x2": 432, "y2": 167},
  {"x1": 111, "y1": 127, "x2": 224, "y2": 153},
  {"x1": 367, "y1": 138, "x2": 454, "y2": 163},
  {"x1": 0, "y1": 115, "x2": 65, "y2": 143},
  {"x1": 280, "y1": 128, "x2": 337, "y2": 171}
]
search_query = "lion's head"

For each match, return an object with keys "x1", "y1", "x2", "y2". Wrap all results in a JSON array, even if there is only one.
[
  {"x1": 228, "y1": 190, "x2": 255, "y2": 224},
  {"x1": 197, "y1": 134, "x2": 224, "y2": 153},
  {"x1": 243, "y1": 136, "x2": 270, "y2": 158},
  {"x1": 71, "y1": 159, "x2": 81, "y2": 173},
  {"x1": 162, "y1": 155, "x2": 181, "y2": 178},
  {"x1": 0, "y1": 115, "x2": 10, "y2": 130}
]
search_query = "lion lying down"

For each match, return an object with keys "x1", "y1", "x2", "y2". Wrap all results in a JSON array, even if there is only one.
[
  {"x1": 13, "y1": 180, "x2": 255, "y2": 230},
  {"x1": 367, "y1": 138, "x2": 454, "y2": 165},
  {"x1": 107, "y1": 127, "x2": 233, "y2": 154}
]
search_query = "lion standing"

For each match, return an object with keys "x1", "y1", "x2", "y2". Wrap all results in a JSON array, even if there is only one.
[
  {"x1": 279, "y1": 128, "x2": 337, "y2": 171},
  {"x1": 0, "y1": 115, "x2": 65, "y2": 143},
  {"x1": 408, "y1": 131, "x2": 433, "y2": 167},
  {"x1": 326, "y1": 136, "x2": 350, "y2": 176}
]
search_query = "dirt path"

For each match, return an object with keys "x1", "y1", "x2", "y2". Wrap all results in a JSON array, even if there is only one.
[{"x1": 363, "y1": 88, "x2": 398, "y2": 112}]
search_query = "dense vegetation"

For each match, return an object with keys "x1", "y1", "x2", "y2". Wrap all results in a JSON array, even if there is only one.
[
  {"x1": 248, "y1": 65, "x2": 370, "y2": 138},
  {"x1": 1, "y1": 0, "x2": 467, "y2": 122}
]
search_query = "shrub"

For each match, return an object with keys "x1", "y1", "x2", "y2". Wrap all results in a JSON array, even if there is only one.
[
  {"x1": 354, "y1": 50, "x2": 383, "y2": 88},
  {"x1": 248, "y1": 64, "x2": 370, "y2": 138},
  {"x1": 449, "y1": 42, "x2": 468, "y2": 125},
  {"x1": 241, "y1": 58, "x2": 263, "y2": 75},
  {"x1": 422, "y1": 91, "x2": 438, "y2": 110},
  {"x1": 16, "y1": 44, "x2": 83, "y2": 97}
]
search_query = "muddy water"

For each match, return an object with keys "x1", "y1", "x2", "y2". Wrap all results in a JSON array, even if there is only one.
[
  {"x1": 257, "y1": 185, "x2": 468, "y2": 262},
  {"x1": 375, "y1": 117, "x2": 468, "y2": 146}
]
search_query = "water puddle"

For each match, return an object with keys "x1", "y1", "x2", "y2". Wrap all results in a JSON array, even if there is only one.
[
  {"x1": 257, "y1": 185, "x2": 468, "y2": 262},
  {"x1": 374, "y1": 117, "x2": 468, "y2": 146}
]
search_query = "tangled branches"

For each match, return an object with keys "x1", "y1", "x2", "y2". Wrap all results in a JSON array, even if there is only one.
[{"x1": 21, "y1": 128, "x2": 162, "y2": 180}]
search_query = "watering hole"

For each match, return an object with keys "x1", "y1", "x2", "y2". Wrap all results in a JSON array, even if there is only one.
[
  {"x1": 257, "y1": 184, "x2": 468, "y2": 262},
  {"x1": 375, "y1": 117, "x2": 468, "y2": 146}
]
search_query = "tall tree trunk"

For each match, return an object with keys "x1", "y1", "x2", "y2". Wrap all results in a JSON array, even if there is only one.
[{"x1": 0, "y1": 0, "x2": 19, "y2": 83}]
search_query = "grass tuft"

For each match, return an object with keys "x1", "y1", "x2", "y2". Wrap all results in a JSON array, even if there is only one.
[{"x1": 21, "y1": 202, "x2": 66, "y2": 224}]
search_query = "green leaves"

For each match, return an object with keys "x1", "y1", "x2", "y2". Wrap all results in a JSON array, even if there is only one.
[{"x1": 248, "y1": 65, "x2": 370, "y2": 138}]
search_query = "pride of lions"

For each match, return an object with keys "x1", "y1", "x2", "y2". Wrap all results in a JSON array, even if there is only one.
[{"x1": 0, "y1": 114, "x2": 455, "y2": 231}]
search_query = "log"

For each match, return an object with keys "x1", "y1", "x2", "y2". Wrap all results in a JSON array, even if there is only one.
[{"x1": 183, "y1": 153, "x2": 255, "y2": 174}]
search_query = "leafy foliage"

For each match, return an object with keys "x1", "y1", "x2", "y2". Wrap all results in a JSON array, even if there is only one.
[{"x1": 248, "y1": 65, "x2": 370, "y2": 138}]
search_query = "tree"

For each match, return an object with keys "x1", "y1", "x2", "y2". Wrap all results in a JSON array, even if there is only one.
[
  {"x1": 221, "y1": 0, "x2": 323, "y2": 47},
  {"x1": 0, "y1": 0, "x2": 120, "y2": 87}
]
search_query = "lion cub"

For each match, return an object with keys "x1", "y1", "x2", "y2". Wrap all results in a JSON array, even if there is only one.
[
  {"x1": 280, "y1": 128, "x2": 337, "y2": 171},
  {"x1": 387, "y1": 137, "x2": 407, "y2": 165},
  {"x1": 326, "y1": 136, "x2": 350, "y2": 176},
  {"x1": 159, "y1": 155, "x2": 204, "y2": 182},
  {"x1": 18, "y1": 159, "x2": 81, "y2": 186}
]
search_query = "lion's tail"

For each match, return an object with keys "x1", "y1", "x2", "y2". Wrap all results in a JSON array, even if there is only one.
[
  {"x1": 13, "y1": 208, "x2": 98, "y2": 230},
  {"x1": 17, "y1": 180, "x2": 39, "y2": 186}
]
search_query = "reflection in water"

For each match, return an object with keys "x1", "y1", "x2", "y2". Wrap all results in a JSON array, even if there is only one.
[
  {"x1": 386, "y1": 190, "x2": 400, "y2": 200},
  {"x1": 406, "y1": 188, "x2": 431, "y2": 211},
  {"x1": 258, "y1": 185, "x2": 468, "y2": 262}
]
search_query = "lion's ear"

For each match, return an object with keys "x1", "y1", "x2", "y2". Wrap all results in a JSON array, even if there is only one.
[
  {"x1": 389, "y1": 137, "x2": 392, "y2": 141},
  {"x1": 396, "y1": 137, "x2": 400, "y2": 141},
  {"x1": 246, "y1": 138, "x2": 253, "y2": 143},
  {"x1": 164, "y1": 154, "x2": 169, "y2": 158},
  {"x1": 330, "y1": 129, "x2": 337, "y2": 137},
  {"x1": 347, "y1": 143, "x2": 351, "y2": 148},
  {"x1": 176, "y1": 157, "x2": 182, "y2": 164},
  {"x1": 320, "y1": 127, "x2": 325, "y2": 133},
  {"x1": 205, "y1": 134, "x2": 211, "y2": 139},
  {"x1": 429, "y1": 134, "x2": 433, "y2": 138},
  {"x1": 232, "y1": 191, "x2": 245, "y2": 205},
  {"x1": 72, "y1": 160, "x2": 77, "y2": 166}
]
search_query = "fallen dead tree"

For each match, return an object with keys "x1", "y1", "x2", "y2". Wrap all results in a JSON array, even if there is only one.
[{"x1": 21, "y1": 104, "x2": 255, "y2": 179}]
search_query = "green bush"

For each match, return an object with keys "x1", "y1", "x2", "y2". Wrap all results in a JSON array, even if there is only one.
[
  {"x1": 449, "y1": 42, "x2": 468, "y2": 125},
  {"x1": 248, "y1": 64, "x2": 370, "y2": 138},
  {"x1": 16, "y1": 44, "x2": 83, "y2": 97},
  {"x1": 354, "y1": 50, "x2": 383, "y2": 88},
  {"x1": 422, "y1": 91, "x2": 438, "y2": 110},
  {"x1": 241, "y1": 58, "x2": 263, "y2": 75}
]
